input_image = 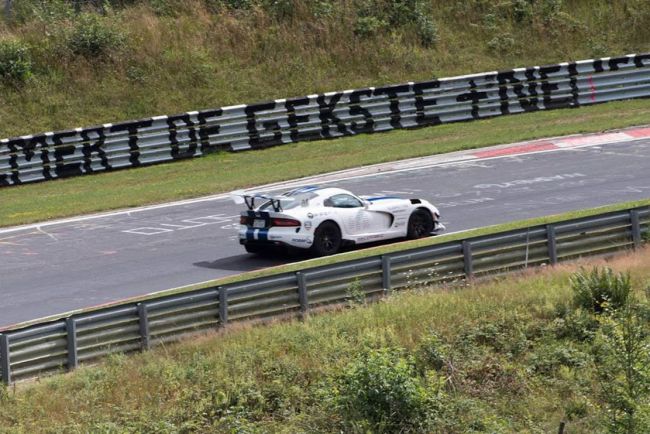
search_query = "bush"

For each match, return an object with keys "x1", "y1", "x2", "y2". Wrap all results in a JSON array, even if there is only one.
[
  {"x1": 354, "y1": 16, "x2": 388, "y2": 38},
  {"x1": 571, "y1": 267, "x2": 632, "y2": 314},
  {"x1": 415, "y1": 15, "x2": 438, "y2": 47},
  {"x1": 416, "y1": 331, "x2": 448, "y2": 371},
  {"x1": 487, "y1": 33, "x2": 516, "y2": 54},
  {"x1": 0, "y1": 39, "x2": 33, "y2": 84},
  {"x1": 9, "y1": 0, "x2": 75, "y2": 23},
  {"x1": 593, "y1": 306, "x2": 650, "y2": 433},
  {"x1": 354, "y1": 0, "x2": 437, "y2": 47},
  {"x1": 66, "y1": 13, "x2": 126, "y2": 58},
  {"x1": 334, "y1": 347, "x2": 444, "y2": 432}
]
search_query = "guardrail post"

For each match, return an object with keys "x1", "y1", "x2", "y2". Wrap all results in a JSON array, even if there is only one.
[
  {"x1": 296, "y1": 272, "x2": 309, "y2": 317},
  {"x1": 630, "y1": 210, "x2": 642, "y2": 249},
  {"x1": 462, "y1": 241, "x2": 473, "y2": 279},
  {"x1": 0, "y1": 334, "x2": 10, "y2": 385},
  {"x1": 66, "y1": 318, "x2": 78, "y2": 371},
  {"x1": 382, "y1": 256, "x2": 392, "y2": 295},
  {"x1": 547, "y1": 225, "x2": 558, "y2": 265},
  {"x1": 218, "y1": 286, "x2": 228, "y2": 327},
  {"x1": 137, "y1": 303, "x2": 150, "y2": 351}
]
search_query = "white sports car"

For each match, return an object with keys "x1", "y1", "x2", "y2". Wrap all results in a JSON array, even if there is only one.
[{"x1": 231, "y1": 186, "x2": 445, "y2": 256}]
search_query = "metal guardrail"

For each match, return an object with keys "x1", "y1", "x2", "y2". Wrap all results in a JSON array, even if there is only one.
[
  {"x1": 1, "y1": 53, "x2": 649, "y2": 186},
  {"x1": 1, "y1": 206, "x2": 648, "y2": 384}
]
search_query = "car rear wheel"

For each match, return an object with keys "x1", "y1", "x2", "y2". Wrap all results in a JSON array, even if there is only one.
[
  {"x1": 407, "y1": 209, "x2": 433, "y2": 239},
  {"x1": 245, "y1": 244, "x2": 265, "y2": 254},
  {"x1": 310, "y1": 221, "x2": 342, "y2": 256}
]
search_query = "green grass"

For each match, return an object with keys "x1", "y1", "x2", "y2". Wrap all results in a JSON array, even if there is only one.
[
  {"x1": 2, "y1": 98, "x2": 650, "y2": 228},
  {"x1": 2, "y1": 243, "x2": 650, "y2": 432}
]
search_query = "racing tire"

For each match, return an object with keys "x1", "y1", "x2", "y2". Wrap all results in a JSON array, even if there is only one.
[
  {"x1": 310, "y1": 221, "x2": 342, "y2": 257},
  {"x1": 245, "y1": 244, "x2": 265, "y2": 254},
  {"x1": 407, "y1": 209, "x2": 434, "y2": 240}
]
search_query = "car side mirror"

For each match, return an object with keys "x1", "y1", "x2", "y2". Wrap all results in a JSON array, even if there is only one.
[{"x1": 363, "y1": 200, "x2": 370, "y2": 209}]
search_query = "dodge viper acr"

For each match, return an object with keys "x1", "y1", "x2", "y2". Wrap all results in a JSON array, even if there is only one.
[{"x1": 231, "y1": 186, "x2": 445, "y2": 256}]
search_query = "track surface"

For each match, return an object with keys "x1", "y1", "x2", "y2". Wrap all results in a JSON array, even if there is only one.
[{"x1": 2, "y1": 131, "x2": 650, "y2": 327}]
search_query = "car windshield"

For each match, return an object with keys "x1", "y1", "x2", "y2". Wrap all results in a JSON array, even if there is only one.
[{"x1": 259, "y1": 192, "x2": 317, "y2": 210}]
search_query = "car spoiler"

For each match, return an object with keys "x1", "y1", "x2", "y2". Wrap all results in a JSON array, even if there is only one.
[{"x1": 230, "y1": 190, "x2": 295, "y2": 212}]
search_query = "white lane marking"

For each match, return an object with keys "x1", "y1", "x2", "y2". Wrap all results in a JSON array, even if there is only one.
[
  {"x1": 437, "y1": 197, "x2": 495, "y2": 208},
  {"x1": 122, "y1": 227, "x2": 174, "y2": 236},
  {"x1": 36, "y1": 226, "x2": 58, "y2": 242},
  {"x1": 121, "y1": 215, "x2": 238, "y2": 236},
  {"x1": 473, "y1": 173, "x2": 587, "y2": 189}
]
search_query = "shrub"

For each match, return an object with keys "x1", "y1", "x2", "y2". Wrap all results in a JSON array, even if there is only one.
[
  {"x1": 9, "y1": 0, "x2": 75, "y2": 23},
  {"x1": 513, "y1": 0, "x2": 533, "y2": 23},
  {"x1": 205, "y1": 0, "x2": 255, "y2": 11},
  {"x1": 334, "y1": 347, "x2": 444, "y2": 432},
  {"x1": 487, "y1": 33, "x2": 516, "y2": 54},
  {"x1": 571, "y1": 267, "x2": 632, "y2": 314},
  {"x1": 0, "y1": 39, "x2": 33, "y2": 84},
  {"x1": 345, "y1": 278, "x2": 366, "y2": 306},
  {"x1": 527, "y1": 343, "x2": 590, "y2": 376},
  {"x1": 415, "y1": 15, "x2": 438, "y2": 48},
  {"x1": 149, "y1": 0, "x2": 182, "y2": 16},
  {"x1": 66, "y1": 13, "x2": 126, "y2": 58},
  {"x1": 416, "y1": 331, "x2": 448, "y2": 371},
  {"x1": 593, "y1": 306, "x2": 650, "y2": 433},
  {"x1": 354, "y1": 15, "x2": 388, "y2": 38}
]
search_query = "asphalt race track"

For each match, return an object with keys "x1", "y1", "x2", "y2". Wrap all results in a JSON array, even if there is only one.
[{"x1": 2, "y1": 137, "x2": 650, "y2": 327}]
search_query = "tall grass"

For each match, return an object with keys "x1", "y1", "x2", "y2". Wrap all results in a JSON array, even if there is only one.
[{"x1": 0, "y1": 0, "x2": 648, "y2": 138}]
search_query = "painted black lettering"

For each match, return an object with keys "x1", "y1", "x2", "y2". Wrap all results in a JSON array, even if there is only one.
[
  {"x1": 196, "y1": 108, "x2": 224, "y2": 152},
  {"x1": 374, "y1": 84, "x2": 410, "y2": 128},
  {"x1": 317, "y1": 93, "x2": 349, "y2": 138},
  {"x1": 412, "y1": 80, "x2": 441, "y2": 127},
  {"x1": 110, "y1": 119, "x2": 154, "y2": 167},
  {"x1": 349, "y1": 89, "x2": 375, "y2": 133},
  {"x1": 285, "y1": 97, "x2": 319, "y2": 142},
  {"x1": 80, "y1": 127, "x2": 110, "y2": 172},
  {"x1": 457, "y1": 79, "x2": 490, "y2": 119},
  {"x1": 167, "y1": 114, "x2": 199, "y2": 159},
  {"x1": 245, "y1": 102, "x2": 283, "y2": 149},
  {"x1": 51, "y1": 130, "x2": 83, "y2": 178}
]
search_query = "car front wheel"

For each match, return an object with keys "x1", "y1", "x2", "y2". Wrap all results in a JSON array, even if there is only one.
[
  {"x1": 310, "y1": 221, "x2": 342, "y2": 256},
  {"x1": 407, "y1": 209, "x2": 434, "y2": 239}
]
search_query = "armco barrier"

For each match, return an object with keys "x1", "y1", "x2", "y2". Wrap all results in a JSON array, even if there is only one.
[
  {"x1": 1, "y1": 53, "x2": 650, "y2": 186},
  {"x1": 0, "y1": 206, "x2": 648, "y2": 384}
]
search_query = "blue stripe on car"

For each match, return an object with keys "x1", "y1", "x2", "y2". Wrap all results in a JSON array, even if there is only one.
[
  {"x1": 366, "y1": 196, "x2": 400, "y2": 202},
  {"x1": 246, "y1": 228, "x2": 255, "y2": 241},
  {"x1": 288, "y1": 185, "x2": 321, "y2": 195},
  {"x1": 258, "y1": 228, "x2": 269, "y2": 241}
]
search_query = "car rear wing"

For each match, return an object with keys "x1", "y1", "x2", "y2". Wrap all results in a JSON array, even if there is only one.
[{"x1": 230, "y1": 190, "x2": 295, "y2": 212}]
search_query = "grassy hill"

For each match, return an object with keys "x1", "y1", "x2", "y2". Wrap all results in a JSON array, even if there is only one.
[
  {"x1": 0, "y1": 0, "x2": 648, "y2": 138},
  {"x1": 1, "y1": 246, "x2": 650, "y2": 432}
]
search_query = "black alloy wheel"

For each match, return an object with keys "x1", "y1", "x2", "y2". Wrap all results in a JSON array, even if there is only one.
[
  {"x1": 311, "y1": 221, "x2": 342, "y2": 256},
  {"x1": 407, "y1": 209, "x2": 434, "y2": 239}
]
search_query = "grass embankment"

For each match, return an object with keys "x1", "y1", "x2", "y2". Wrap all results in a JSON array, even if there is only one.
[
  {"x1": 2, "y1": 98, "x2": 650, "y2": 228},
  {"x1": 0, "y1": 0, "x2": 647, "y2": 138},
  {"x1": 0, "y1": 0, "x2": 649, "y2": 226},
  {"x1": 2, "y1": 247, "x2": 650, "y2": 432}
]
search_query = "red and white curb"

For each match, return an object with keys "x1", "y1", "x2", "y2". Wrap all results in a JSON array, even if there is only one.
[{"x1": 472, "y1": 126, "x2": 650, "y2": 159}]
